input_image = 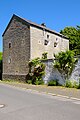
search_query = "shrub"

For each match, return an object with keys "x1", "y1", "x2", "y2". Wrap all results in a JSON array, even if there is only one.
[
  {"x1": 48, "y1": 79, "x2": 59, "y2": 86},
  {"x1": 34, "y1": 78, "x2": 44, "y2": 85},
  {"x1": 65, "y1": 80, "x2": 73, "y2": 88},
  {"x1": 65, "y1": 80, "x2": 79, "y2": 88},
  {"x1": 28, "y1": 58, "x2": 45, "y2": 85},
  {"x1": 27, "y1": 80, "x2": 32, "y2": 84},
  {"x1": 54, "y1": 50, "x2": 76, "y2": 80}
]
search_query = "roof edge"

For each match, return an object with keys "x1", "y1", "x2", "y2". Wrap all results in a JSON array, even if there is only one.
[
  {"x1": 2, "y1": 14, "x2": 69, "y2": 39},
  {"x1": 2, "y1": 14, "x2": 15, "y2": 36}
]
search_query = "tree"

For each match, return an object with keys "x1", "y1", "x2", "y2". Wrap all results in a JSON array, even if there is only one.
[
  {"x1": 60, "y1": 26, "x2": 80, "y2": 55},
  {"x1": 54, "y1": 50, "x2": 77, "y2": 80}
]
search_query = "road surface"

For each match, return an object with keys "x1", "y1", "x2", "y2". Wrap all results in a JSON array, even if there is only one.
[{"x1": 0, "y1": 83, "x2": 80, "y2": 120}]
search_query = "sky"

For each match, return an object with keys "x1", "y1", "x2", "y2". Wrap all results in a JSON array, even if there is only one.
[{"x1": 0, "y1": 0, "x2": 80, "y2": 51}]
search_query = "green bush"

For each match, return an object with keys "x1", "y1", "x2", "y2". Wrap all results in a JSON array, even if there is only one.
[
  {"x1": 27, "y1": 58, "x2": 45, "y2": 85},
  {"x1": 48, "y1": 80, "x2": 59, "y2": 86},
  {"x1": 34, "y1": 78, "x2": 44, "y2": 85},
  {"x1": 54, "y1": 50, "x2": 76, "y2": 80},
  {"x1": 27, "y1": 80, "x2": 32, "y2": 84},
  {"x1": 65, "y1": 80, "x2": 79, "y2": 88},
  {"x1": 65, "y1": 80, "x2": 73, "y2": 88}
]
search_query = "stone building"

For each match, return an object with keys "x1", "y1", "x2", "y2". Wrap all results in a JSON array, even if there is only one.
[{"x1": 2, "y1": 14, "x2": 69, "y2": 81}]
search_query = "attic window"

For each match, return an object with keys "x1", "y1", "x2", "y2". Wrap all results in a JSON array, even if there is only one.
[
  {"x1": 44, "y1": 40, "x2": 49, "y2": 45},
  {"x1": 9, "y1": 43, "x2": 11, "y2": 48}
]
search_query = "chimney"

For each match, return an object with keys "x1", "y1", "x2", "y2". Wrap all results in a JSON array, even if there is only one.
[{"x1": 41, "y1": 23, "x2": 46, "y2": 27}]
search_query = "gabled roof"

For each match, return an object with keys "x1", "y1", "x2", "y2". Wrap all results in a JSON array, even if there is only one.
[{"x1": 2, "y1": 14, "x2": 68, "y2": 39}]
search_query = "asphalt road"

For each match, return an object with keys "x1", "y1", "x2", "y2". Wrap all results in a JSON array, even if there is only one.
[{"x1": 0, "y1": 84, "x2": 80, "y2": 120}]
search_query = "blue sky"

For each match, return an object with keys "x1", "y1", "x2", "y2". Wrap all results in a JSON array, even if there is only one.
[{"x1": 0, "y1": 0, "x2": 80, "y2": 51}]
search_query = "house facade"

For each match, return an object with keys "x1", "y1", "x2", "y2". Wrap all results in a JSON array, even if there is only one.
[{"x1": 2, "y1": 14, "x2": 69, "y2": 81}]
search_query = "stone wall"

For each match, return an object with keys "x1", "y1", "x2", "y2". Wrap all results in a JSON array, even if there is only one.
[
  {"x1": 30, "y1": 26, "x2": 69, "y2": 59},
  {"x1": 3, "y1": 17, "x2": 30, "y2": 80},
  {"x1": 2, "y1": 74, "x2": 27, "y2": 82},
  {"x1": 42, "y1": 59, "x2": 65, "y2": 85},
  {"x1": 70, "y1": 56, "x2": 80, "y2": 83},
  {"x1": 43, "y1": 57, "x2": 80, "y2": 85}
]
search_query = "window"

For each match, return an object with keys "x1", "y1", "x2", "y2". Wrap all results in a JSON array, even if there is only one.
[
  {"x1": 56, "y1": 38, "x2": 58, "y2": 41},
  {"x1": 43, "y1": 28, "x2": 45, "y2": 36},
  {"x1": 8, "y1": 56, "x2": 11, "y2": 64},
  {"x1": 47, "y1": 35, "x2": 49, "y2": 39},
  {"x1": 54, "y1": 42, "x2": 57, "y2": 47},
  {"x1": 9, "y1": 42, "x2": 11, "y2": 48},
  {"x1": 44, "y1": 40, "x2": 49, "y2": 45}
]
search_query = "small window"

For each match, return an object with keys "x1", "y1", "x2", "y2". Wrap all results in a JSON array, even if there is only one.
[
  {"x1": 8, "y1": 56, "x2": 11, "y2": 64},
  {"x1": 44, "y1": 40, "x2": 49, "y2": 45},
  {"x1": 43, "y1": 29, "x2": 45, "y2": 36},
  {"x1": 54, "y1": 42, "x2": 57, "y2": 47},
  {"x1": 47, "y1": 35, "x2": 49, "y2": 39},
  {"x1": 9, "y1": 43, "x2": 11, "y2": 48},
  {"x1": 56, "y1": 38, "x2": 58, "y2": 41}
]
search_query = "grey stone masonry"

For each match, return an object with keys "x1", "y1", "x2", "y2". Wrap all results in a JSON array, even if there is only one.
[
  {"x1": 70, "y1": 56, "x2": 80, "y2": 83},
  {"x1": 42, "y1": 59, "x2": 65, "y2": 85},
  {"x1": 3, "y1": 15, "x2": 30, "y2": 80}
]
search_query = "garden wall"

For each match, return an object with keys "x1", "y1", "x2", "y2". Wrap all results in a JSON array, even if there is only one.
[
  {"x1": 42, "y1": 59, "x2": 65, "y2": 85},
  {"x1": 42, "y1": 57, "x2": 80, "y2": 85},
  {"x1": 70, "y1": 56, "x2": 80, "y2": 83}
]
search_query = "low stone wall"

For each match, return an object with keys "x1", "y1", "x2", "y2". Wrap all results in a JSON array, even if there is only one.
[{"x1": 2, "y1": 74, "x2": 27, "y2": 82}]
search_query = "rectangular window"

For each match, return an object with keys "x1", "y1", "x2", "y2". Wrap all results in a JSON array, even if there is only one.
[
  {"x1": 47, "y1": 35, "x2": 49, "y2": 39},
  {"x1": 9, "y1": 43, "x2": 11, "y2": 48},
  {"x1": 44, "y1": 40, "x2": 49, "y2": 45}
]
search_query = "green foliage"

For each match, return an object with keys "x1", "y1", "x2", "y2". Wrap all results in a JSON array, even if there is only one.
[
  {"x1": 27, "y1": 80, "x2": 32, "y2": 84},
  {"x1": 48, "y1": 79, "x2": 59, "y2": 86},
  {"x1": 60, "y1": 26, "x2": 80, "y2": 55},
  {"x1": 27, "y1": 58, "x2": 45, "y2": 85},
  {"x1": 42, "y1": 52, "x2": 48, "y2": 59},
  {"x1": 65, "y1": 80, "x2": 80, "y2": 89},
  {"x1": 65, "y1": 80, "x2": 73, "y2": 88},
  {"x1": 0, "y1": 52, "x2": 2, "y2": 60},
  {"x1": 54, "y1": 50, "x2": 76, "y2": 79}
]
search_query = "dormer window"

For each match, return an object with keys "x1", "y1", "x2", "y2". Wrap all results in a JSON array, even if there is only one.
[{"x1": 9, "y1": 42, "x2": 11, "y2": 48}]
